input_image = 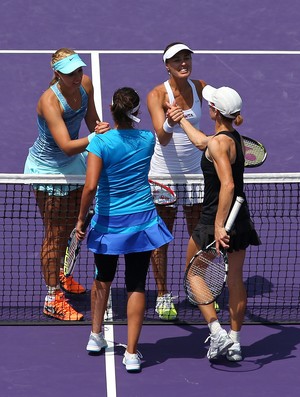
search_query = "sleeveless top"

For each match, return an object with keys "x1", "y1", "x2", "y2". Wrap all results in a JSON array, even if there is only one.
[
  {"x1": 150, "y1": 79, "x2": 202, "y2": 174},
  {"x1": 28, "y1": 82, "x2": 88, "y2": 168},
  {"x1": 87, "y1": 128, "x2": 156, "y2": 216},
  {"x1": 200, "y1": 130, "x2": 250, "y2": 224}
]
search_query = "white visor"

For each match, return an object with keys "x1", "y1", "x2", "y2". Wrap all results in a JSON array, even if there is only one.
[{"x1": 163, "y1": 44, "x2": 193, "y2": 63}]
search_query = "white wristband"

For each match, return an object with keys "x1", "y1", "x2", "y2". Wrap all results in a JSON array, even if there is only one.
[
  {"x1": 163, "y1": 119, "x2": 173, "y2": 134},
  {"x1": 88, "y1": 132, "x2": 96, "y2": 142}
]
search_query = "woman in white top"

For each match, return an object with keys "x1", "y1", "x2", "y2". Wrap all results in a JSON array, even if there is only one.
[{"x1": 147, "y1": 42, "x2": 206, "y2": 321}]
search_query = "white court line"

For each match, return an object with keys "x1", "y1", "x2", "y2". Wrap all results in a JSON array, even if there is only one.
[
  {"x1": 90, "y1": 52, "x2": 116, "y2": 397},
  {"x1": 90, "y1": 52, "x2": 103, "y2": 120},
  {"x1": 1, "y1": 49, "x2": 300, "y2": 55},
  {"x1": 104, "y1": 292, "x2": 116, "y2": 397},
  {"x1": 103, "y1": 289, "x2": 115, "y2": 396},
  {"x1": 104, "y1": 325, "x2": 117, "y2": 397}
]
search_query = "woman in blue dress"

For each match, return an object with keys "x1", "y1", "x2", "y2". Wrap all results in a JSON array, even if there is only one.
[
  {"x1": 24, "y1": 48, "x2": 110, "y2": 321},
  {"x1": 76, "y1": 87, "x2": 173, "y2": 372}
]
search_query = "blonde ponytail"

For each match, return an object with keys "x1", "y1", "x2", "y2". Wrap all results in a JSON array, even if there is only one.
[{"x1": 49, "y1": 48, "x2": 76, "y2": 86}]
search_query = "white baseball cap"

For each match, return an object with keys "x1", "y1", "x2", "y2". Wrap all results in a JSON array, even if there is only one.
[
  {"x1": 202, "y1": 85, "x2": 242, "y2": 119},
  {"x1": 163, "y1": 43, "x2": 193, "y2": 63}
]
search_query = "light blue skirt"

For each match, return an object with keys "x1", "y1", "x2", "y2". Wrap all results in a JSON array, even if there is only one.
[
  {"x1": 87, "y1": 209, "x2": 173, "y2": 255},
  {"x1": 24, "y1": 152, "x2": 86, "y2": 196}
]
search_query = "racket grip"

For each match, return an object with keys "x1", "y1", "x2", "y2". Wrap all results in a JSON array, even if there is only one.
[
  {"x1": 82, "y1": 208, "x2": 94, "y2": 232},
  {"x1": 225, "y1": 196, "x2": 244, "y2": 232}
]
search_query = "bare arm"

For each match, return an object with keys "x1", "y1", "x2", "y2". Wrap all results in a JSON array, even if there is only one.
[
  {"x1": 147, "y1": 86, "x2": 173, "y2": 146},
  {"x1": 38, "y1": 90, "x2": 92, "y2": 156},
  {"x1": 82, "y1": 75, "x2": 110, "y2": 134},
  {"x1": 166, "y1": 102, "x2": 210, "y2": 150},
  {"x1": 38, "y1": 75, "x2": 110, "y2": 156},
  {"x1": 76, "y1": 152, "x2": 102, "y2": 240},
  {"x1": 179, "y1": 117, "x2": 210, "y2": 151}
]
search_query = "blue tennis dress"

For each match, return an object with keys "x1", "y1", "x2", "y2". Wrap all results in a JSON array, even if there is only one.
[
  {"x1": 24, "y1": 82, "x2": 88, "y2": 195},
  {"x1": 86, "y1": 128, "x2": 173, "y2": 254}
]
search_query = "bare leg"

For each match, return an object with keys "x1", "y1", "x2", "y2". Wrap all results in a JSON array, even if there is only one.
[
  {"x1": 183, "y1": 203, "x2": 202, "y2": 237},
  {"x1": 184, "y1": 204, "x2": 221, "y2": 311},
  {"x1": 227, "y1": 250, "x2": 247, "y2": 331},
  {"x1": 185, "y1": 236, "x2": 218, "y2": 323},
  {"x1": 91, "y1": 279, "x2": 112, "y2": 334},
  {"x1": 152, "y1": 203, "x2": 201, "y2": 295},
  {"x1": 185, "y1": 235, "x2": 199, "y2": 270},
  {"x1": 126, "y1": 291, "x2": 145, "y2": 354},
  {"x1": 35, "y1": 188, "x2": 82, "y2": 287},
  {"x1": 151, "y1": 205, "x2": 176, "y2": 296}
]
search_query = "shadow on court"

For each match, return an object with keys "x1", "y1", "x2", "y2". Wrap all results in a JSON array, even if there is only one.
[{"x1": 114, "y1": 324, "x2": 208, "y2": 369}]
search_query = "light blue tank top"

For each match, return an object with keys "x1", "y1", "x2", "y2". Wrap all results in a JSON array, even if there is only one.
[{"x1": 29, "y1": 83, "x2": 88, "y2": 168}]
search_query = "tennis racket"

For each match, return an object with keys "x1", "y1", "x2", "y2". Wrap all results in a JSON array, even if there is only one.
[
  {"x1": 184, "y1": 196, "x2": 244, "y2": 306},
  {"x1": 63, "y1": 208, "x2": 95, "y2": 277},
  {"x1": 242, "y1": 135, "x2": 267, "y2": 168},
  {"x1": 149, "y1": 179, "x2": 177, "y2": 205}
]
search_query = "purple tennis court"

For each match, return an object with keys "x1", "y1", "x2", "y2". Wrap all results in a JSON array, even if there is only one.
[
  {"x1": 1, "y1": 1, "x2": 300, "y2": 396},
  {"x1": 2, "y1": 324, "x2": 300, "y2": 396}
]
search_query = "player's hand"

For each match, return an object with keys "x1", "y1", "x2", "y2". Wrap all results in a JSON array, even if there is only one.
[
  {"x1": 215, "y1": 226, "x2": 230, "y2": 254},
  {"x1": 166, "y1": 101, "x2": 184, "y2": 125},
  {"x1": 75, "y1": 220, "x2": 86, "y2": 241},
  {"x1": 95, "y1": 121, "x2": 110, "y2": 134}
]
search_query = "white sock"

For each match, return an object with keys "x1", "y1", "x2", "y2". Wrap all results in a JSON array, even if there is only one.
[
  {"x1": 125, "y1": 350, "x2": 136, "y2": 358},
  {"x1": 46, "y1": 285, "x2": 60, "y2": 300},
  {"x1": 91, "y1": 331, "x2": 102, "y2": 337},
  {"x1": 208, "y1": 320, "x2": 222, "y2": 335},
  {"x1": 228, "y1": 330, "x2": 240, "y2": 343}
]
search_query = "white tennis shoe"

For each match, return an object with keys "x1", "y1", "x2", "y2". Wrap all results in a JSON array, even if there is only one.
[
  {"x1": 206, "y1": 329, "x2": 234, "y2": 360},
  {"x1": 86, "y1": 332, "x2": 108, "y2": 353},
  {"x1": 123, "y1": 350, "x2": 142, "y2": 372},
  {"x1": 226, "y1": 342, "x2": 243, "y2": 361}
]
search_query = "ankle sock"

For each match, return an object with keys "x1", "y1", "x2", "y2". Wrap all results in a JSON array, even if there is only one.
[
  {"x1": 46, "y1": 285, "x2": 60, "y2": 301},
  {"x1": 228, "y1": 330, "x2": 240, "y2": 343},
  {"x1": 208, "y1": 320, "x2": 222, "y2": 335}
]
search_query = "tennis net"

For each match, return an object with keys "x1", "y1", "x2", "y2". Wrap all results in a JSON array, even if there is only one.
[{"x1": 0, "y1": 173, "x2": 299, "y2": 324}]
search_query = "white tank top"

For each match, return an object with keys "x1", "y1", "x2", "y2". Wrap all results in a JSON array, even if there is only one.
[{"x1": 150, "y1": 79, "x2": 202, "y2": 174}]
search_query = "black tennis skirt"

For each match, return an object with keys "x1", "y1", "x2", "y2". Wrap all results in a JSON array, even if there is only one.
[{"x1": 192, "y1": 218, "x2": 261, "y2": 253}]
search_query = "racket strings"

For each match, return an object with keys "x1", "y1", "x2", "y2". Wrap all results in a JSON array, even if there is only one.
[
  {"x1": 150, "y1": 184, "x2": 176, "y2": 205},
  {"x1": 243, "y1": 139, "x2": 266, "y2": 166},
  {"x1": 67, "y1": 239, "x2": 79, "y2": 257},
  {"x1": 186, "y1": 252, "x2": 226, "y2": 305},
  {"x1": 152, "y1": 191, "x2": 173, "y2": 204},
  {"x1": 65, "y1": 234, "x2": 79, "y2": 266}
]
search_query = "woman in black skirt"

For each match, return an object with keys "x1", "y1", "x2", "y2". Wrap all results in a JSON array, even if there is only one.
[{"x1": 167, "y1": 85, "x2": 261, "y2": 362}]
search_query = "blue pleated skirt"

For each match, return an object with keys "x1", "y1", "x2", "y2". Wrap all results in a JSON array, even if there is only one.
[{"x1": 87, "y1": 209, "x2": 173, "y2": 255}]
